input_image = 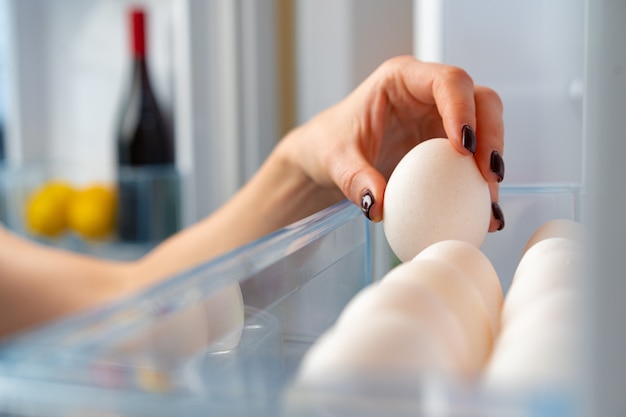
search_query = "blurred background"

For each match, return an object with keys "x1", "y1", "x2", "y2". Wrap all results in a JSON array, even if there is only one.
[
  {"x1": 0, "y1": 0, "x2": 583, "y2": 276},
  {"x1": 3, "y1": 1, "x2": 626, "y2": 415}
]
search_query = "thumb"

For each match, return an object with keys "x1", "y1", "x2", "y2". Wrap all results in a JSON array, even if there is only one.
[{"x1": 332, "y1": 153, "x2": 387, "y2": 222}]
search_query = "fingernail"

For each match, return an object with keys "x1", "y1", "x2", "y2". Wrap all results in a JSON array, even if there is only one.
[
  {"x1": 462, "y1": 125, "x2": 477, "y2": 155},
  {"x1": 361, "y1": 190, "x2": 374, "y2": 220},
  {"x1": 490, "y1": 150, "x2": 505, "y2": 183},
  {"x1": 492, "y1": 202, "x2": 505, "y2": 231}
]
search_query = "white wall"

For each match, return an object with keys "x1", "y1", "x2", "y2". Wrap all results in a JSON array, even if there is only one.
[
  {"x1": 5, "y1": 0, "x2": 280, "y2": 225},
  {"x1": 6, "y1": 0, "x2": 175, "y2": 179},
  {"x1": 295, "y1": 0, "x2": 414, "y2": 124},
  {"x1": 414, "y1": 0, "x2": 585, "y2": 291},
  {"x1": 295, "y1": 0, "x2": 414, "y2": 280},
  {"x1": 415, "y1": 0, "x2": 585, "y2": 186},
  {"x1": 171, "y1": 0, "x2": 279, "y2": 222}
]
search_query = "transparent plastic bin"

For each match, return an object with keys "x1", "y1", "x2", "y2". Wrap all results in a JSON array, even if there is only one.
[
  {"x1": 0, "y1": 199, "x2": 371, "y2": 416},
  {"x1": 0, "y1": 161, "x2": 182, "y2": 260},
  {"x1": 284, "y1": 186, "x2": 584, "y2": 417},
  {"x1": 0, "y1": 186, "x2": 583, "y2": 416}
]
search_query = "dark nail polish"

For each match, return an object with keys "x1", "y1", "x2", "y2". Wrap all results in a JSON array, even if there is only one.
[
  {"x1": 462, "y1": 125, "x2": 477, "y2": 155},
  {"x1": 490, "y1": 150, "x2": 505, "y2": 183},
  {"x1": 492, "y1": 202, "x2": 505, "y2": 231},
  {"x1": 361, "y1": 190, "x2": 374, "y2": 220}
]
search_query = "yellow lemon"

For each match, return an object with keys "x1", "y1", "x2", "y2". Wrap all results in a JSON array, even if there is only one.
[
  {"x1": 25, "y1": 180, "x2": 75, "y2": 238},
  {"x1": 67, "y1": 184, "x2": 117, "y2": 240}
]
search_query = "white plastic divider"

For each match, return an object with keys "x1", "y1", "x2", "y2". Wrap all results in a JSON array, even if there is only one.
[{"x1": 583, "y1": 1, "x2": 626, "y2": 415}]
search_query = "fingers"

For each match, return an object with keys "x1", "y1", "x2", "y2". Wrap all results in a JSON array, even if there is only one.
[
  {"x1": 380, "y1": 58, "x2": 477, "y2": 153},
  {"x1": 429, "y1": 64, "x2": 478, "y2": 156},
  {"x1": 474, "y1": 86, "x2": 505, "y2": 184},
  {"x1": 473, "y1": 86, "x2": 505, "y2": 232},
  {"x1": 429, "y1": 68, "x2": 505, "y2": 232},
  {"x1": 427, "y1": 65, "x2": 505, "y2": 182},
  {"x1": 335, "y1": 57, "x2": 506, "y2": 230},
  {"x1": 421, "y1": 64, "x2": 506, "y2": 232}
]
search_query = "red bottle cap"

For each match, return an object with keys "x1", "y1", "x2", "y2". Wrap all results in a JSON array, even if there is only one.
[{"x1": 130, "y1": 8, "x2": 146, "y2": 58}]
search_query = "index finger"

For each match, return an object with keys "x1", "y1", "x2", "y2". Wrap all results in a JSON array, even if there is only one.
[
  {"x1": 428, "y1": 64, "x2": 478, "y2": 155},
  {"x1": 474, "y1": 85, "x2": 505, "y2": 183}
]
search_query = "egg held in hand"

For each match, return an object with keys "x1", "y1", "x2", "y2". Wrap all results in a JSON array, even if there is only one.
[{"x1": 383, "y1": 138, "x2": 491, "y2": 262}]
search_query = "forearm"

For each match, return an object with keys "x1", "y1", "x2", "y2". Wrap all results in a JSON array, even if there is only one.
[
  {"x1": 0, "y1": 225, "x2": 136, "y2": 338},
  {"x1": 134, "y1": 132, "x2": 344, "y2": 286},
  {"x1": 0, "y1": 124, "x2": 341, "y2": 338}
]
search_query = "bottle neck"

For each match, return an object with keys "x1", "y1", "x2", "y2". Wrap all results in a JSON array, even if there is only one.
[
  {"x1": 131, "y1": 57, "x2": 153, "y2": 92},
  {"x1": 130, "y1": 9, "x2": 147, "y2": 59},
  {"x1": 130, "y1": 9, "x2": 151, "y2": 91}
]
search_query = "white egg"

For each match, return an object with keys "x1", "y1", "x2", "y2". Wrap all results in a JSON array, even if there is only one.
[
  {"x1": 502, "y1": 237, "x2": 585, "y2": 326},
  {"x1": 522, "y1": 218, "x2": 585, "y2": 256},
  {"x1": 111, "y1": 283, "x2": 244, "y2": 358},
  {"x1": 414, "y1": 240, "x2": 503, "y2": 334},
  {"x1": 506, "y1": 289, "x2": 582, "y2": 336},
  {"x1": 334, "y1": 278, "x2": 472, "y2": 375},
  {"x1": 483, "y1": 323, "x2": 580, "y2": 390},
  {"x1": 296, "y1": 311, "x2": 457, "y2": 386},
  {"x1": 383, "y1": 138, "x2": 491, "y2": 262},
  {"x1": 482, "y1": 289, "x2": 582, "y2": 389},
  {"x1": 201, "y1": 283, "x2": 245, "y2": 351},
  {"x1": 381, "y1": 258, "x2": 494, "y2": 372}
]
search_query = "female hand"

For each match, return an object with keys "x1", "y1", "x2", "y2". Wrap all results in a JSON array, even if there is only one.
[
  {"x1": 0, "y1": 56, "x2": 506, "y2": 339},
  {"x1": 281, "y1": 55, "x2": 505, "y2": 232}
]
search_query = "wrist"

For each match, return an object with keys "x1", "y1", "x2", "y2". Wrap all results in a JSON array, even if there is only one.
[{"x1": 269, "y1": 125, "x2": 345, "y2": 218}]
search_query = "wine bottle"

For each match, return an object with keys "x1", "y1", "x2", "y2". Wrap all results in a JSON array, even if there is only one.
[{"x1": 116, "y1": 7, "x2": 180, "y2": 243}]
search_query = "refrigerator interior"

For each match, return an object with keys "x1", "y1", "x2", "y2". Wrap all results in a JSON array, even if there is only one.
[
  {"x1": 0, "y1": 0, "x2": 6, "y2": 161},
  {"x1": 0, "y1": 0, "x2": 623, "y2": 415},
  {"x1": 0, "y1": 200, "x2": 372, "y2": 416},
  {"x1": 1, "y1": 0, "x2": 281, "y2": 226},
  {"x1": 414, "y1": 0, "x2": 585, "y2": 292},
  {"x1": 0, "y1": 0, "x2": 283, "y2": 259}
]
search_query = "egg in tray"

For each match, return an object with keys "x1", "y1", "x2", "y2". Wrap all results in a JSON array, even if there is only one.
[{"x1": 288, "y1": 138, "x2": 584, "y2": 413}]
